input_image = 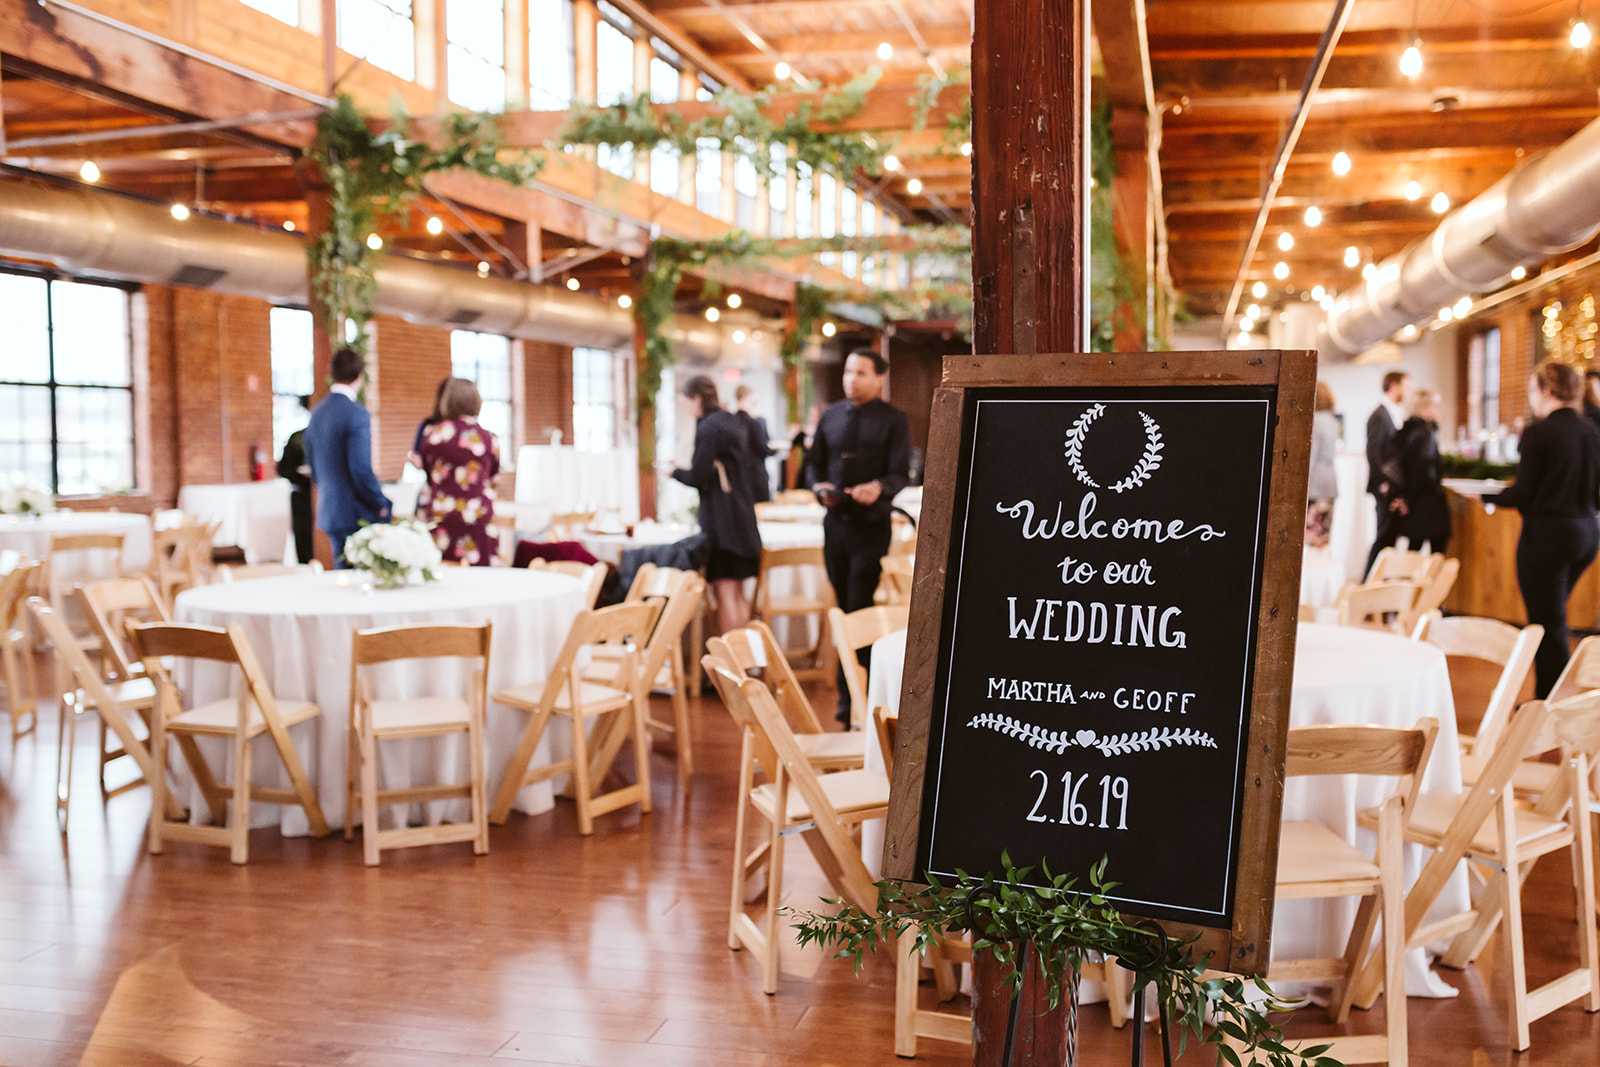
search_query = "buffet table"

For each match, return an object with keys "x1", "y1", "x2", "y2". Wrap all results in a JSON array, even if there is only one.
[
  {"x1": 173, "y1": 568, "x2": 589, "y2": 833},
  {"x1": 1444, "y1": 485, "x2": 1600, "y2": 627},
  {"x1": 514, "y1": 446, "x2": 639, "y2": 523}
]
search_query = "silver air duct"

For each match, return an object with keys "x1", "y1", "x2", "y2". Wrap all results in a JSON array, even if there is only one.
[
  {"x1": 1326, "y1": 114, "x2": 1600, "y2": 357},
  {"x1": 0, "y1": 178, "x2": 735, "y2": 359}
]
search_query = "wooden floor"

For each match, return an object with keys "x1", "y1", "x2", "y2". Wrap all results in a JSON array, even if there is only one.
[{"x1": 1, "y1": 656, "x2": 1598, "y2": 1066}]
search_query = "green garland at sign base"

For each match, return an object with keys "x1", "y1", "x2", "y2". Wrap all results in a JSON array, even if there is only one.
[
  {"x1": 308, "y1": 95, "x2": 542, "y2": 369},
  {"x1": 791, "y1": 856, "x2": 1345, "y2": 1067}
]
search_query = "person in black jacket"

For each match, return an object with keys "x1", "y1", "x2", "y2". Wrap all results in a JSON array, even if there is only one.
[
  {"x1": 671, "y1": 375, "x2": 761, "y2": 634},
  {"x1": 1365, "y1": 370, "x2": 1409, "y2": 576},
  {"x1": 734, "y1": 384, "x2": 774, "y2": 503},
  {"x1": 808, "y1": 350, "x2": 912, "y2": 726},
  {"x1": 1487, "y1": 359, "x2": 1600, "y2": 695},
  {"x1": 1389, "y1": 389, "x2": 1451, "y2": 554},
  {"x1": 276, "y1": 395, "x2": 314, "y2": 564}
]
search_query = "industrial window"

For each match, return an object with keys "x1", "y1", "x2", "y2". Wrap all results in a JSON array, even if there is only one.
[
  {"x1": 769, "y1": 143, "x2": 788, "y2": 233},
  {"x1": 0, "y1": 271, "x2": 134, "y2": 496},
  {"x1": 794, "y1": 162, "x2": 812, "y2": 238},
  {"x1": 269, "y1": 307, "x2": 315, "y2": 460},
  {"x1": 696, "y1": 138, "x2": 722, "y2": 216},
  {"x1": 448, "y1": 0, "x2": 506, "y2": 112},
  {"x1": 595, "y1": 17, "x2": 635, "y2": 177},
  {"x1": 450, "y1": 330, "x2": 514, "y2": 448},
  {"x1": 572, "y1": 347, "x2": 617, "y2": 452},
  {"x1": 528, "y1": 0, "x2": 575, "y2": 110},
  {"x1": 338, "y1": 0, "x2": 415, "y2": 82}
]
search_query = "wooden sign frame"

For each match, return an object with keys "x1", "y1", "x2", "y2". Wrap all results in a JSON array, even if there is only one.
[{"x1": 883, "y1": 350, "x2": 1316, "y2": 976}]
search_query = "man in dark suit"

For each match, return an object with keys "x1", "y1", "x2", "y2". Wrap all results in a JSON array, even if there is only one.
[
  {"x1": 304, "y1": 348, "x2": 390, "y2": 567},
  {"x1": 1364, "y1": 369, "x2": 1410, "y2": 576},
  {"x1": 276, "y1": 395, "x2": 314, "y2": 564}
]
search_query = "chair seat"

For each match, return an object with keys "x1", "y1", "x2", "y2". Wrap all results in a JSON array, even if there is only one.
[
  {"x1": 368, "y1": 696, "x2": 472, "y2": 737},
  {"x1": 1277, "y1": 821, "x2": 1381, "y2": 886},
  {"x1": 107, "y1": 676, "x2": 157, "y2": 709},
  {"x1": 494, "y1": 679, "x2": 632, "y2": 716},
  {"x1": 1459, "y1": 753, "x2": 1562, "y2": 796},
  {"x1": 797, "y1": 730, "x2": 867, "y2": 769},
  {"x1": 581, "y1": 657, "x2": 675, "y2": 691},
  {"x1": 169, "y1": 697, "x2": 319, "y2": 737},
  {"x1": 760, "y1": 596, "x2": 829, "y2": 616},
  {"x1": 751, "y1": 769, "x2": 890, "y2": 825},
  {"x1": 1379, "y1": 791, "x2": 1570, "y2": 855}
]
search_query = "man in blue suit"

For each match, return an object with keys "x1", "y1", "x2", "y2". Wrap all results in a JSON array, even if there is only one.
[{"x1": 304, "y1": 347, "x2": 390, "y2": 567}]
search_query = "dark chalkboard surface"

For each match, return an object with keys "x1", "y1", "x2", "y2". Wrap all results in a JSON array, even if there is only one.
[{"x1": 884, "y1": 352, "x2": 1314, "y2": 974}]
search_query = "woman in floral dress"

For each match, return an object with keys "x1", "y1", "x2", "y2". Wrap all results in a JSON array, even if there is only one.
[{"x1": 416, "y1": 378, "x2": 501, "y2": 565}]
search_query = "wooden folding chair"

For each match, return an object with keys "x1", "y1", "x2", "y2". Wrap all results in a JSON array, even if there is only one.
[
  {"x1": 78, "y1": 577, "x2": 171, "y2": 800},
  {"x1": 146, "y1": 521, "x2": 209, "y2": 609},
  {"x1": 346, "y1": 623, "x2": 492, "y2": 866},
  {"x1": 1420, "y1": 614, "x2": 1543, "y2": 777},
  {"x1": 888, "y1": 512, "x2": 917, "y2": 557},
  {"x1": 1, "y1": 562, "x2": 41, "y2": 743},
  {"x1": 488, "y1": 512, "x2": 518, "y2": 564},
  {"x1": 1335, "y1": 581, "x2": 1420, "y2": 633},
  {"x1": 708, "y1": 623, "x2": 864, "y2": 771},
  {"x1": 703, "y1": 662, "x2": 888, "y2": 994},
  {"x1": 528, "y1": 559, "x2": 607, "y2": 608},
  {"x1": 752, "y1": 545, "x2": 836, "y2": 682},
  {"x1": 1408, "y1": 558, "x2": 1459, "y2": 625},
  {"x1": 1351, "y1": 699, "x2": 1599, "y2": 1050},
  {"x1": 218, "y1": 562, "x2": 323, "y2": 582},
  {"x1": 583, "y1": 573, "x2": 707, "y2": 792},
  {"x1": 1259, "y1": 720, "x2": 1439, "y2": 1065},
  {"x1": 1365, "y1": 543, "x2": 1437, "y2": 584},
  {"x1": 45, "y1": 532, "x2": 126, "y2": 651},
  {"x1": 878, "y1": 555, "x2": 915, "y2": 605},
  {"x1": 489, "y1": 600, "x2": 663, "y2": 833},
  {"x1": 545, "y1": 510, "x2": 596, "y2": 542},
  {"x1": 873, "y1": 705, "x2": 898, "y2": 775},
  {"x1": 128, "y1": 620, "x2": 328, "y2": 864},
  {"x1": 829, "y1": 604, "x2": 910, "y2": 730}
]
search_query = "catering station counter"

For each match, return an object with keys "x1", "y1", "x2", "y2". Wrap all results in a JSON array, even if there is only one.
[{"x1": 1443, "y1": 484, "x2": 1600, "y2": 629}]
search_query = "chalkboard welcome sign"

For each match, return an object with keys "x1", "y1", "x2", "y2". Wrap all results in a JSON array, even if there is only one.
[{"x1": 883, "y1": 350, "x2": 1315, "y2": 976}]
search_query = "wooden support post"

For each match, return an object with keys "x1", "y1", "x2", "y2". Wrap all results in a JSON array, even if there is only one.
[
  {"x1": 505, "y1": 0, "x2": 530, "y2": 109},
  {"x1": 502, "y1": 219, "x2": 541, "y2": 281},
  {"x1": 300, "y1": 164, "x2": 336, "y2": 571},
  {"x1": 971, "y1": 0, "x2": 1090, "y2": 357},
  {"x1": 678, "y1": 67, "x2": 699, "y2": 203},
  {"x1": 631, "y1": 259, "x2": 657, "y2": 520},
  {"x1": 321, "y1": 0, "x2": 337, "y2": 96},
  {"x1": 633, "y1": 36, "x2": 653, "y2": 189}
]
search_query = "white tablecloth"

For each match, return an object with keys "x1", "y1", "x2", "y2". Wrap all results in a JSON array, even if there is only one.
[
  {"x1": 178, "y1": 481, "x2": 293, "y2": 563},
  {"x1": 1300, "y1": 548, "x2": 1346, "y2": 621},
  {"x1": 1331, "y1": 451, "x2": 1375, "y2": 585},
  {"x1": 0, "y1": 510, "x2": 152, "y2": 573},
  {"x1": 864, "y1": 622, "x2": 1468, "y2": 997},
  {"x1": 515, "y1": 446, "x2": 639, "y2": 523},
  {"x1": 756, "y1": 504, "x2": 826, "y2": 523},
  {"x1": 173, "y1": 568, "x2": 588, "y2": 834}
]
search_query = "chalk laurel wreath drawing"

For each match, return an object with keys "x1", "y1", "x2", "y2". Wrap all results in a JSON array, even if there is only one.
[
  {"x1": 967, "y1": 712, "x2": 1218, "y2": 758},
  {"x1": 1063, "y1": 405, "x2": 1164, "y2": 493}
]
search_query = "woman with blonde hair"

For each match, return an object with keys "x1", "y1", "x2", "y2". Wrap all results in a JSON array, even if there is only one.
[
  {"x1": 1487, "y1": 359, "x2": 1600, "y2": 694},
  {"x1": 1305, "y1": 380, "x2": 1339, "y2": 548},
  {"x1": 416, "y1": 377, "x2": 502, "y2": 565}
]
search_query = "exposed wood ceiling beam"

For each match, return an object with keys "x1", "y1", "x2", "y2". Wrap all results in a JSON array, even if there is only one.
[
  {"x1": 653, "y1": 0, "x2": 897, "y2": 12},
  {"x1": 713, "y1": 26, "x2": 970, "y2": 62},
  {"x1": 1151, "y1": 26, "x2": 1594, "y2": 61},
  {"x1": 1155, "y1": 46, "x2": 1598, "y2": 98},
  {"x1": 603, "y1": 0, "x2": 754, "y2": 91}
]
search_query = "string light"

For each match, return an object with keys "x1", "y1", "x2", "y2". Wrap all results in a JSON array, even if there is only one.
[
  {"x1": 1237, "y1": 331, "x2": 1251, "y2": 347},
  {"x1": 1241, "y1": 317, "x2": 1254, "y2": 332},
  {"x1": 366, "y1": 233, "x2": 383, "y2": 250},
  {"x1": 774, "y1": 61, "x2": 791, "y2": 80},
  {"x1": 618, "y1": 294, "x2": 632, "y2": 308},
  {"x1": 906, "y1": 178, "x2": 923, "y2": 195},
  {"x1": 1277, "y1": 232, "x2": 1294, "y2": 251},
  {"x1": 1431, "y1": 191, "x2": 1450, "y2": 213},
  {"x1": 1331, "y1": 151, "x2": 1352, "y2": 176},
  {"x1": 1362, "y1": 263, "x2": 1378, "y2": 281},
  {"x1": 1401, "y1": 324, "x2": 1419, "y2": 339},
  {"x1": 883, "y1": 155, "x2": 900, "y2": 172},
  {"x1": 959, "y1": 142, "x2": 973, "y2": 157},
  {"x1": 877, "y1": 42, "x2": 894, "y2": 61},
  {"x1": 1511, "y1": 265, "x2": 1528, "y2": 280},
  {"x1": 1438, "y1": 306, "x2": 1454, "y2": 323},
  {"x1": 1304, "y1": 206, "x2": 1322, "y2": 227},
  {"x1": 1454, "y1": 295, "x2": 1473, "y2": 317},
  {"x1": 566, "y1": 277, "x2": 580, "y2": 290},
  {"x1": 1273, "y1": 261, "x2": 1290, "y2": 280},
  {"x1": 1246, "y1": 303, "x2": 1261, "y2": 318},
  {"x1": 283, "y1": 220, "x2": 296, "y2": 232},
  {"x1": 426, "y1": 216, "x2": 443, "y2": 235},
  {"x1": 478, "y1": 261, "x2": 491, "y2": 275},
  {"x1": 170, "y1": 203, "x2": 190, "y2": 220},
  {"x1": 1252, "y1": 281, "x2": 1268, "y2": 299},
  {"x1": 1573, "y1": 17, "x2": 1593, "y2": 48},
  {"x1": 727, "y1": 293, "x2": 742, "y2": 308},
  {"x1": 821, "y1": 322, "x2": 837, "y2": 337},
  {"x1": 1344, "y1": 246, "x2": 1360, "y2": 268},
  {"x1": 732, "y1": 330, "x2": 747, "y2": 344},
  {"x1": 1400, "y1": 39, "x2": 1423, "y2": 79},
  {"x1": 1311, "y1": 285, "x2": 1326, "y2": 301},
  {"x1": 1405, "y1": 181, "x2": 1422, "y2": 201},
  {"x1": 79, "y1": 160, "x2": 100, "y2": 182},
  {"x1": 705, "y1": 307, "x2": 720, "y2": 322}
]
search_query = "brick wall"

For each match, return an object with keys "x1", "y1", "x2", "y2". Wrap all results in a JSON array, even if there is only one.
[
  {"x1": 523, "y1": 339, "x2": 576, "y2": 446},
  {"x1": 370, "y1": 314, "x2": 453, "y2": 481}
]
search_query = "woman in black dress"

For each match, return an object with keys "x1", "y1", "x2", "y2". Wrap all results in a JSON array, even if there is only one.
[
  {"x1": 671, "y1": 375, "x2": 761, "y2": 633},
  {"x1": 1390, "y1": 388, "x2": 1451, "y2": 554},
  {"x1": 1487, "y1": 360, "x2": 1600, "y2": 695}
]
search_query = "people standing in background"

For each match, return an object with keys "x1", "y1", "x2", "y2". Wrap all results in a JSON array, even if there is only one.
[
  {"x1": 734, "y1": 383, "x2": 775, "y2": 503},
  {"x1": 417, "y1": 378, "x2": 501, "y2": 565},
  {"x1": 671, "y1": 376, "x2": 761, "y2": 633},
  {"x1": 1364, "y1": 369, "x2": 1410, "y2": 576},
  {"x1": 408, "y1": 376, "x2": 455, "y2": 469},
  {"x1": 1305, "y1": 381, "x2": 1339, "y2": 549},
  {"x1": 304, "y1": 348, "x2": 391, "y2": 567},
  {"x1": 787, "y1": 403, "x2": 824, "y2": 491},
  {"x1": 1486, "y1": 360, "x2": 1600, "y2": 696},
  {"x1": 1583, "y1": 369, "x2": 1600, "y2": 435},
  {"x1": 1389, "y1": 388, "x2": 1452, "y2": 554},
  {"x1": 808, "y1": 350, "x2": 912, "y2": 728},
  {"x1": 276, "y1": 395, "x2": 314, "y2": 564}
]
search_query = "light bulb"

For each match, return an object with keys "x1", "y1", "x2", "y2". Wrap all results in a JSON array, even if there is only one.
[
  {"x1": 1304, "y1": 206, "x2": 1322, "y2": 227},
  {"x1": 1512, "y1": 265, "x2": 1528, "y2": 280},
  {"x1": 906, "y1": 178, "x2": 923, "y2": 195},
  {"x1": 1311, "y1": 285, "x2": 1326, "y2": 301},
  {"x1": 1237, "y1": 332, "x2": 1251, "y2": 347},
  {"x1": 1362, "y1": 263, "x2": 1378, "y2": 281},
  {"x1": 1344, "y1": 246, "x2": 1360, "y2": 268},
  {"x1": 1400, "y1": 40, "x2": 1423, "y2": 79},
  {"x1": 1431, "y1": 191, "x2": 1450, "y2": 213},
  {"x1": 426, "y1": 216, "x2": 443, "y2": 235},
  {"x1": 960, "y1": 142, "x2": 972, "y2": 157},
  {"x1": 1454, "y1": 295, "x2": 1472, "y2": 317},
  {"x1": 1320, "y1": 296, "x2": 1335, "y2": 311},
  {"x1": 1241, "y1": 318, "x2": 1254, "y2": 332},
  {"x1": 1277, "y1": 232, "x2": 1294, "y2": 251},
  {"x1": 478, "y1": 261, "x2": 491, "y2": 275},
  {"x1": 1247, "y1": 303, "x2": 1261, "y2": 318},
  {"x1": 618, "y1": 294, "x2": 632, "y2": 309},
  {"x1": 566, "y1": 277, "x2": 580, "y2": 290},
  {"x1": 1573, "y1": 20, "x2": 1593, "y2": 48},
  {"x1": 1252, "y1": 281, "x2": 1268, "y2": 299},
  {"x1": 774, "y1": 61, "x2": 791, "y2": 80},
  {"x1": 1404, "y1": 180, "x2": 1422, "y2": 201},
  {"x1": 1401, "y1": 324, "x2": 1419, "y2": 339},
  {"x1": 79, "y1": 160, "x2": 100, "y2": 182},
  {"x1": 877, "y1": 42, "x2": 894, "y2": 61},
  {"x1": 705, "y1": 307, "x2": 720, "y2": 322},
  {"x1": 821, "y1": 322, "x2": 837, "y2": 337},
  {"x1": 366, "y1": 233, "x2": 383, "y2": 250},
  {"x1": 883, "y1": 155, "x2": 900, "y2": 172},
  {"x1": 1438, "y1": 306, "x2": 1454, "y2": 323},
  {"x1": 283, "y1": 220, "x2": 296, "y2": 232},
  {"x1": 732, "y1": 330, "x2": 747, "y2": 344},
  {"x1": 1331, "y1": 151, "x2": 1352, "y2": 176},
  {"x1": 170, "y1": 203, "x2": 190, "y2": 220},
  {"x1": 1274, "y1": 261, "x2": 1289, "y2": 280},
  {"x1": 727, "y1": 293, "x2": 742, "y2": 308}
]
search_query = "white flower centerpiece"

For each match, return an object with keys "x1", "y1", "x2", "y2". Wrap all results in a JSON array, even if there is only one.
[
  {"x1": 0, "y1": 484, "x2": 56, "y2": 516},
  {"x1": 342, "y1": 518, "x2": 444, "y2": 589}
]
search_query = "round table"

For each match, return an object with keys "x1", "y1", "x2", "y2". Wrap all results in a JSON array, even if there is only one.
[
  {"x1": 864, "y1": 622, "x2": 1468, "y2": 997},
  {"x1": 576, "y1": 520, "x2": 822, "y2": 566},
  {"x1": 173, "y1": 568, "x2": 589, "y2": 834},
  {"x1": 0, "y1": 510, "x2": 152, "y2": 573},
  {"x1": 1299, "y1": 547, "x2": 1347, "y2": 621},
  {"x1": 177, "y1": 481, "x2": 292, "y2": 563}
]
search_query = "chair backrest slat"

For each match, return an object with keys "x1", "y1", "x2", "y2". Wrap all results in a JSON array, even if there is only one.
[
  {"x1": 1336, "y1": 580, "x2": 1420, "y2": 632},
  {"x1": 704, "y1": 658, "x2": 780, "y2": 778},
  {"x1": 1, "y1": 561, "x2": 42, "y2": 631},
  {"x1": 710, "y1": 623, "x2": 824, "y2": 735},
  {"x1": 352, "y1": 623, "x2": 493, "y2": 665},
  {"x1": 1285, "y1": 719, "x2": 1438, "y2": 814},
  {"x1": 27, "y1": 597, "x2": 118, "y2": 710},
  {"x1": 127, "y1": 621, "x2": 239, "y2": 664},
  {"x1": 78, "y1": 577, "x2": 170, "y2": 682}
]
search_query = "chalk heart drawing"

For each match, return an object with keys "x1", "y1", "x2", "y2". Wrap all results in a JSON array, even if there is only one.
[
  {"x1": 1063, "y1": 405, "x2": 1164, "y2": 494},
  {"x1": 1075, "y1": 729, "x2": 1097, "y2": 746}
]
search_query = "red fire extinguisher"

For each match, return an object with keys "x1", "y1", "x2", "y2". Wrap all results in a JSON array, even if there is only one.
[{"x1": 250, "y1": 440, "x2": 269, "y2": 481}]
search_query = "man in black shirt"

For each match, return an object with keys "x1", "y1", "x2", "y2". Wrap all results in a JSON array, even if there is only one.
[{"x1": 808, "y1": 349, "x2": 912, "y2": 727}]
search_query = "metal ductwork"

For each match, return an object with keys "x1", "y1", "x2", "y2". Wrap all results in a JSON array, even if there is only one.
[
  {"x1": 0, "y1": 178, "x2": 741, "y2": 360},
  {"x1": 1326, "y1": 114, "x2": 1600, "y2": 357}
]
